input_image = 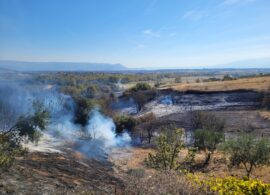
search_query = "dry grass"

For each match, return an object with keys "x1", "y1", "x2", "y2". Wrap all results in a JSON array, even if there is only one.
[
  {"x1": 119, "y1": 147, "x2": 270, "y2": 183},
  {"x1": 260, "y1": 111, "x2": 270, "y2": 121},
  {"x1": 169, "y1": 76, "x2": 270, "y2": 92}
]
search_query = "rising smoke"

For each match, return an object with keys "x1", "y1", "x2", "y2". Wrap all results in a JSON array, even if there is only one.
[{"x1": 0, "y1": 81, "x2": 131, "y2": 160}]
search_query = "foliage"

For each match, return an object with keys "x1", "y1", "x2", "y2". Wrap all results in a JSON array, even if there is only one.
[
  {"x1": 221, "y1": 134, "x2": 270, "y2": 178},
  {"x1": 192, "y1": 112, "x2": 225, "y2": 165},
  {"x1": 14, "y1": 101, "x2": 49, "y2": 142},
  {"x1": 0, "y1": 135, "x2": 25, "y2": 171},
  {"x1": 146, "y1": 128, "x2": 184, "y2": 170},
  {"x1": 189, "y1": 174, "x2": 270, "y2": 195},
  {"x1": 182, "y1": 147, "x2": 197, "y2": 171},
  {"x1": 114, "y1": 115, "x2": 136, "y2": 134},
  {"x1": 129, "y1": 83, "x2": 152, "y2": 92},
  {"x1": 73, "y1": 97, "x2": 97, "y2": 126},
  {"x1": 194, "y1": 129, "x2": 224, "y2": 165},
  {"x1": 132, "y1": 90, "x2": 157, "y2": 112},
  {"x1": 0, "y1": 101, "x2": 48, "y2": 171}
]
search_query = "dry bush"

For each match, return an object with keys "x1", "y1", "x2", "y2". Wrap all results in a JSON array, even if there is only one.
[{"x1": 124, "y1": 170, "x2": 205, "y2": 195}]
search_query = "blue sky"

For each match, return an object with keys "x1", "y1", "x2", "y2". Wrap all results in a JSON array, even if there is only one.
[{"x1": 0, "y1": 0, "x2": 270, "y2": 68}]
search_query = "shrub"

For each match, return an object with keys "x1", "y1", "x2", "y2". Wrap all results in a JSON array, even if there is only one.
[
  {"x1": 221, "y1": 134, "x2": 270, "y2": 178},
  {"x1": 146, "y1": 128, "x2": 184, "y2": 170},
  {"x1": 189, "y1": 174, "x2": 270, "y2": 195},
  {"x1": 130, "y1": 83, "x2": 152, "y2": 92}
]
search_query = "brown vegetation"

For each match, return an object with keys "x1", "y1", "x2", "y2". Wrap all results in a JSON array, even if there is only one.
[{"x1": 169, "y1": 76, "x2": 270, "y2": 92}]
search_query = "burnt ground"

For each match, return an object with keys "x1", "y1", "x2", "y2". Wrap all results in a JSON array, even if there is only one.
[
  {"x1": 0, "y1": 152, "x2": 125, "y2": 195},
  {"x1": 135, "y1": 110, "x2": 270, "y2": 143}
]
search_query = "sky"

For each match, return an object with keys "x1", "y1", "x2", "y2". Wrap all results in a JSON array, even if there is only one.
[{"x1": 0, "y1": 0, "x2": 270, "y2": 68}]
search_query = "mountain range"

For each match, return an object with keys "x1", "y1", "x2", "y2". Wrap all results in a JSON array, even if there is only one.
[{"x1": 0, "y1": 60, "x2": 127, "y2": 72}]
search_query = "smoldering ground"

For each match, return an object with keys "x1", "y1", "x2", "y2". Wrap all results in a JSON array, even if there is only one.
[{"x1": 0, "y1": 81, "x2": 131, "y2": 160}]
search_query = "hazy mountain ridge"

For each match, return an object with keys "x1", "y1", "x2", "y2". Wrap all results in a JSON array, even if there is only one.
[{"x1": 0, "y1": 60, "x2": 127, "y2": 71}]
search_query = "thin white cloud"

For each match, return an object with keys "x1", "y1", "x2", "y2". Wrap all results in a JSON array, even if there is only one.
[
  {"x1": 222, "y1": 0, "x2": 256, "y2": 6},
  {"x1": 143, "y1": 29, "x2": 160, "y2": 37},
  {"x1": 182, "y1": 10, "x2": 204, "y2": 21}
]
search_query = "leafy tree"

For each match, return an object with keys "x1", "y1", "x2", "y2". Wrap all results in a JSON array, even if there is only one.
[
  {"x1": 194, "y1": 129, "x2": 224, "y2": 166},
  {"x1": 3, "y1": 101, "x2": 50, "y2": 145},
  {"x1": 192, "y1": 112, "x2": 225, "y2": 166},
  {"x1": 0, "y1": 101, "x2": 49, "y2": 170},
  {"x1": 146, "y1": 128, "x2": 184, "y2": 170},
  {"x1": 222, "y1": 134, "x2": 270, "y2": 178},
  {"x1": 114, "y1": 115, "x2": 136, "y2": 134},
  {"x1": 130, "y1": 89, "x2": 156, "y2": 112},
  {"x1": 73, "y1": 97, "x2": 96, "y2": 126}
]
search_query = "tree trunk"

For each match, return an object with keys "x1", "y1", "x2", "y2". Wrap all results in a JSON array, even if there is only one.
[{"x1": 204, "y1": 152, "x2": 211, "y2": 166}]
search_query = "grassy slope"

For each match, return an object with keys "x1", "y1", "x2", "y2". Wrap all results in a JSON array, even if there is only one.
[{"x1": 167, "y1": 76, "x2": 270, "y2": 92}]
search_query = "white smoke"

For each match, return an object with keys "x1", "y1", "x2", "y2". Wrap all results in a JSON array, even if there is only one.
[
  {"x1": 86, "y1": 110, "x2": 131, "y2": 148},
  {"x1": 0, "y1": 82, "x2": 132, "y2": 160}
]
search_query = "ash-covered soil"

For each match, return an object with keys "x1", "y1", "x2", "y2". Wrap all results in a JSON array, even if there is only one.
[
  {"x1": 0, "y1": 152, "x2": 124, "y2": 195},
  {"x1": 139, "y1": 110, "x2": 270, "y2": 137}
]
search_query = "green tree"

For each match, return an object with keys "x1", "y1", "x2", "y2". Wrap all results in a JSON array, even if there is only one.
[
  {"x1": 3, "y1": 101, "x2": 50, "y2": 144},
  {"x1": 114, "y1": 115, "x2": 136, "y2": 134},
  {"x1": 146, "y1": 128, "x2": 184, "y2": 170},
  {"x1": 222, "y1": 134, "x2": 270, "y2": 178},
  {"x1": 73, "y1": 97, "x2": 96, "y2": 126},
  {"x1": 194, "y1": 129, "x2": 224, "y2": 166},
  {"x1": 1, "y1": 101, "x2": 49, "y2": 170},
  {"x1": 192, "y1": 112, "x2": 225, "y2": 166}
]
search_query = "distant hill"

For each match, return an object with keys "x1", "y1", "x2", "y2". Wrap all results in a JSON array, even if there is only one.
[{"x1": 0, "y1": 60, "x2": 127, "y2": 72}]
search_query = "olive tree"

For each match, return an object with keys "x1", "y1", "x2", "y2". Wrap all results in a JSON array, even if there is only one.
[
  {"x1": 222, "y1": 134, "x2": 270, "y2": 178},
  {"x1": 192, "y1": 112, "x2": 225, "y2": 166},
  {"x1": 146, "y1": 128, "x2": 185, "y2": 170}
]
